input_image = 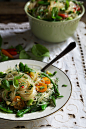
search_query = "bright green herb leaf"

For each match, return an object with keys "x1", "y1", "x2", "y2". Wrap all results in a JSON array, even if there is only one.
[
  {"x1": 31, "y1": 44, "x2": 50, "y2": 57},
  {"x1": 27, "y1": 99, "x2": 33, "y2": 106},
  {"x1": 0, "y1": 72, "x2": 7, "y2": 78},
  {"x1": 19, "y1": 62, "x2": 25, "y2": 72},
  {"x1": 48, "y1": 71, "x2": 57, "y2": 77},
  {"x1": 41, "y1": 104, "x2": 47, "y2": 110},
  {"x1": 57, "y1": 95, "x2": 64, "y2": 98},
  {"x1": 40, "y1": 86, "x2": 45, "y2": 89},
  {"x1": 19, "y1": 50, "x2": 31, "y2": 59},
  {"x1": 13, "y1": 78, "x2": 19, "y2": 88},
  {"x1": 15, "y1": 74, "x2": 24, "y2": 79},
  {"x1": 1, "y1": 80, "x2": 10, "y2": 90},
  {"x1": 62, "y1": 84, "x2": 67, "y2": 87},
  {"x1": 25, "y1": 64, "x2": 36, "y2": 73}
]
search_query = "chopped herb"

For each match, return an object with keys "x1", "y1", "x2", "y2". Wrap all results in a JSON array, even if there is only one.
[
  {"x1": 21, "y1": 96, "x2": 25, "y2": 101},
  {"x1": 62, "y1": 84, "x2": 67, "y2": 87},
  {"x1": 57, "y1": 95, "x2": 64, "y2": 98},
  {"x1": 40, "y1": 86, "x2": 45, "y2": 89},
  {"x1": 28, "y1": 84, "x2": 33, "y2": 90},
  {"x1": 25, "y1": 91, "x2": 28, "y2": 93},
  {"x1": 15, "y1": 74, "x2": 24, "y2": 79},
  {"x1": 15, "y1": 93, "x2": 20, "y2": 96},
  {"x1": 48, "y1": 71, "x2": 57, "y2": 77}
]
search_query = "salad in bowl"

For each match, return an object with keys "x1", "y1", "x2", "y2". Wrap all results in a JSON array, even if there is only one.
[
  {"x1": 27, "y1": 0, "x2": 83, "y2": 21},
  {"x1": 24, "y1": 0, "x2": 85, "y2": 42}
]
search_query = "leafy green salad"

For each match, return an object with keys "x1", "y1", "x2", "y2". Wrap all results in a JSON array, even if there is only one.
[{"x1": 28, "y1": 0, "x2": 83, "y2": 21}]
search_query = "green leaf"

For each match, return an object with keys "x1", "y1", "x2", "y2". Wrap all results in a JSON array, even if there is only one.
[
  {"x1": 41, "y1": 104, "x2": 47, "y2": 110},
  {"x1": 48, "y1": 71, "x2": 57, "y2": 77},
  {"x1": 19, "y1": 50, "x2": 31, "y2": 59},
  {"x1": 62, "y1": 84, "x2": 67, "y2": 87},
  {"x1": 1, "y1": 80, "x2": 10, "y2": 90},
  {"x1": 19, "y1": 62, "x2": 25, "y2": 72},
  {"x1": 27, "y1": 99, "x2": 33, "y2": 106},
  {"x1": 25, "y1": 64, "x2": 36, "y2": 73},
  {"x1": 15, "y1": 74, "x2": 24, "y2": 79},
  {"x1": 13, "y1": 78, "x2": 19, "y2": 88},
  {"x1": 0, "y1": 35, "x2": 2, "y2": 48},
  {"x1": 15, "y1": 44, "x2": 23, "y2": 52},
  {"x1": 13, "y1": 74, "x2": 24, "y2": 88},
  {"x1": 0, "y1": 72, "x2": 7, "y2": 78},
  {"x1": 31, "y1": 44, "x2": 50, "y2": 57},
  {"x1": 0, "y1": 54, "x2": 9, "y2": 62}
]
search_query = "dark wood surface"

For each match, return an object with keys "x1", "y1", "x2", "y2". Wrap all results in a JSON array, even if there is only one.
[{"x1": 0, "y1": 2, "x2": 86, "y2": 23}]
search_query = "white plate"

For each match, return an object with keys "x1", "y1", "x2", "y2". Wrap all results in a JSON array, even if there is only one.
[{"x1": 0, "y1": 59, "x2": 72, "y2": 121}]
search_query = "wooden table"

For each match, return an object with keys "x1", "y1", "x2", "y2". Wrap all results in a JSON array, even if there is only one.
[{"x1": 0, "y1": 2, "x2": 86, "y2": 23}]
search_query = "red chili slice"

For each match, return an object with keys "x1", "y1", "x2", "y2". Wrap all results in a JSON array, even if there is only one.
[
  {"x1": 6, "y1": 48, "x2": 17, "y2": 55},
  {"x1": 58, "y1": 14, "x2": 68, "y2": 18},
  {"x1": 77, "y1": 7, "x2": 81, "y2": 11}
]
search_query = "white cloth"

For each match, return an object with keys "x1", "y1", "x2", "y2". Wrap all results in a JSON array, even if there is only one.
[{"x1": 0, "y1": 21, "x2": 86, "y2": 129}]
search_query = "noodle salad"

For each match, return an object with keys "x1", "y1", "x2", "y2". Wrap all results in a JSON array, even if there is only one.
[
  {"x1": 27, "y1": 0, "x2": 83, "y2": 21},
  {"x1": 0, "y1": 62, "x2": 63, "y2": 117}
]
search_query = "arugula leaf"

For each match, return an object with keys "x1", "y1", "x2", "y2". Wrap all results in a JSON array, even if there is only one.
[
  {"x1": 1, "y1": 80, "x2": 10, "y2": 90},
  {"x1": 19, "y1": 50, "x2": 31, "y2": 59},
  {"x1": 31, "y1": 44, "x2": 50, "y2": 57},
  {"x1": 0, "y1": 35, "x2": 2, "y2": 48}
]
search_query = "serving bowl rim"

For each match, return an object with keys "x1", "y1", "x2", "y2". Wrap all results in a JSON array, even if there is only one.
[
  {"x1": 24, "y1": 1, "x2": 85, "y2": 24},
  {"x1": 0, "y1": 59, "x2": 72, "y2": 121}
]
